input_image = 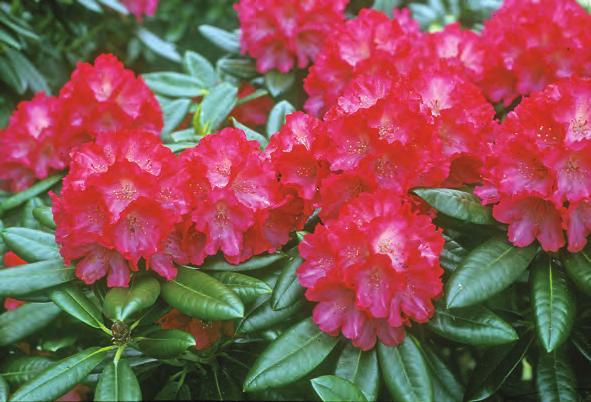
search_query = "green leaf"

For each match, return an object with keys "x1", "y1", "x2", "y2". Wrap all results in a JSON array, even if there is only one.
[
  {"x1": 196, "y1": 82, "x2": 238, "y2": 134},
  {"x1": 445, "y1": 236, "x2": 537, "y2": 308},
  {"x1": 265, "y1": 70, "x2": 295, "y2": 97},
  {"x1": 103, "y1": 276, "x2": 161, "y2": 321},
  {"x1": 243, "y1": 318, "x2": 340, "y2": 392},
  {"x1": 95, "y1": 359, "x2": 141, "y2": 402},
  {"x1": 162, "y1": 98, "x2": 192, "y2": 138},
  {"x1": 143, "y1": 72, "x2": 205, "y2": 98},
  {"x1": 311, "y1": 375, "x2": 367, "y2": 402},
  {"x1": 464, "y1": 333, "x2": 533, "y2": 401},
  {"x1": 335, "y1": 344, "x2": 379, "y2": 402},
  {"x1": 183, "y1": 51, "x2": 216, "y2": 88},
  {"x1": 232, "y1": 118, "x2": 269, "y2": 148},
  {"x1": 531, "y1": 256, "x2": 575, "y2": 353},
  {"x1": 236, "y1": 297, "x2": 303, "y2": 334},
  {"x1": 6, "y1": 49, "x2": 49, "y2": 93},
  {"x1": 0, "y1": 375, "x2": 8, "y2": 402},
  {"x1": 197, "y1": 367, "x2": 242, "y2": 401},
  {"x1": 378, "y1": 336, "x2": 433, "y2": 402},
  {"x1": 10, "y1": 347, "x2": 110, "y2": 402},
  {"x1": 48, "y1": 283, "x2": 105, "y2": 330},
  {"x1": 77, "y1": 0, "x2": 103, "y2": 12},
  {"x1": 427, "y1": 305, "x2": 518, "y2": 346},
  {"x1": 97, "y1": 0, "x2": 128, "y2": 13},
  {"x1": 162, "y1": 268, "x2": 244, "y2": 320},
  {"x1": 413, "y1": 188, "x2": 494, "y2": 225},
  {"x1": 32, "y1": 206, "x2": 55, "y2": 230},
  {"x1": 536, "y1": 349, "x2": 577, "y2": 402},
  {"x1": 202, "y1": 252, "x2": 286, "y2": 272},
  {"x1": 0, "y1": 26, "x2": 20, "y2": 49},
  {"x1": 373, "y1": 0, "x2": 401, "y2": 16},
  {"x1": 198, "y1": 25, "x2": 240, "y2": 53},
  {"x1": 217, "y1": 56, "x2": 257, "y2": 80},
  {"x1": 137, "y1": 28, "x2": 181, "y2": 62},
  {"x1": 440, "y1": 234, "x2": 468, "y2": 271},
  {"x1": 0, "y1": 357, "x2": 53, "y2": 388},
  {"x1": 266, "y1": 101, "x2": 295, "y2": 137},
  {"x1": 0, "y1": 303, "x2": 61, "y2": 346},
  {"x1": 271, "y1": 253, "x2": 304, "y2": 311},
  {"x1": 561, "y1": 248, "x2": 591, "y2": 296},
  {"x1": 0, "y1": 259, "x2": 74, "y2": 297},
  {"x1": 0, "y1": 174, "x2": 63, "y2": 215},
  {"x1": 0, "y1": 55, "x2": 25, "y2": 94},
  {"x1": 421, "y1": 343, "x2": 464, "y2": 402},
  {"x1": 137, "y1": 329, "x2": 196, "y2": 358},
  {"x1": 571, "y1": 330, "x2": 591, "y2": 363},
  {"x1": 41, "y1": 335, "x2": 77, "y2": 353},
  {"x1": 2, "y1": 227, "x2": 59, "y2": 262},
  {"x1": 18, "y1": 197, "x2": 43, "y2": 230},
  {"x1": 210, "y1": 272, "x2": 272, "y2": 304}
]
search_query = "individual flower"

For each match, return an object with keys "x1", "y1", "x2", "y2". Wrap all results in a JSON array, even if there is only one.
[
  {"x1": 298, "y1": 191, "x2": 444, "y2": 350},
  {"x1": 121, "y1": 0, "x2": 159, "y2": 20},
  {"x1": 230, "y1": 83, "x2": 274, "y2": 127},
  {"x1": 479, "y1": 0, "x2": 591, "y2": 105},
  {"x1": 235, "y1": 0, "x2": 349, "y2": 73},
  {"x1": 52, "y1": 129, "x2": 188, "y2": 287},
  {"x1": 0, "y1": 93, "x2": 64, "y2": 192},
  {"x1": 477, "y1": 77, "x2": 591, "y2": 252},
  {"x1": 158, "y1": 308, "x2": 234, "y2": 350},
  {"x1": 2, "y1": 251, "x2": 27, "y2": 311}
]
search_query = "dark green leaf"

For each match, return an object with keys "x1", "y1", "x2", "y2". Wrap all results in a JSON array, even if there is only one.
[
  {"x1": 2, "y1": 227, "x2": 59, "y2": 262},
  {"x1": 531, "y1": 256, "x2": 575, "y2": 352},
  {"x1": 77, "y1": 0, "x2": 103, "y2": 12},
  {"x1": 427, "y1": 305, "x2": 518, "y2": 346},
  {"x1": 217, "y1": 56, "x2": 257, "y2": 80},
  {"x1": 6, "y1": 49, "x2": 49, "y2": 93},
  {"x1": 95, "y1": 359, "x2": 141, "y2": 402},
  {"x1": 0, "y1": 55, "x2": 25, "y2": 93},
  {"x1": 378, "y1": 336, "x2": 433, "y2": 402},
  {"x1": 562, "y1": 248, "x2": 591, "y2": 296},
  {"x1": 335, "y1": 344, "x2": 379, "y2": 402},
  {"x1": 32, "y1": 206, "x2": 55, "y2": 230},
  {"x1": 413, "y1": 188, "x2": 494, "y2": 225},
  {"x1": 0, "y1": 259, "x2": 74, "y2": 297},
  {"x1": 440, "y1": 234, "x2": 468, "y2": 271},
  {"x1": 0, "y1": 303, "x2": 61, "y2": 346},
  {"x1": 197, "y1": 367, "x2": 242, "y2": 401},
  {"x1": 232, "y1": 118, "x2": 269, "y2": 148},
  {"x1": 271, "y1": 252, "x2": 304, "y2": 310},
  {"x1": 103, "y1": 276, "x2": 161, "y2": 321},
  {"x1": 266, "y1": 100, "x2": 295, "y2": 137},
  {"x1": 0, "y1": 27, "x2": 20, "y2": 49},
  {"x1": 196, "y1": 82, "x2": 238, "y2": 134},
  {"x1": 536, "y1": 349, "x2": 577, "y2": 402},
  {"x1": 137, "y1": 28, "x2": 181, "y2": 62},
  {"x1": 210, "y1": 272, "x2": 272, "y2": 303},
  {"x1": 183, "y1": 51, "x2": 216, "y2": 88},
  {"x1": 0, "y1": 174, "x2": 63, "y2": 215},
  {"x1": 202, "y1": 252, "x2": 286, "y2": 272},
  {"x1": 0, "y1": 375, "x2": 8, "y2": 402},
  {"x1": 445, "y1": 236, "x2": 537, "y2": 308},
  {"x1": 421, "y1": 343, "x2": 464, "y2": 402},
  {"x1": 162, "y1": 268, "x2": 244, "y2": 320},
  {"x1": 311, "y1": 375, "x2": 367, "y2": 402},
  {"x1": 571, "y1": 330, "x2": 591, "y2": 363},
  {"x1": 237, "y1": 296, "x2": 303, "y2": 334},
  {"x1": 243, "y1": 318, "x2": 339, "y2": 392},
  {"x1": 0, "y1": 356, "x2": 54, "y2": 387},
  {"x1": 265, "y1": 70, "x2": 295, "y2": 97},
  {"x1": 41, "y1": 335, "x2": 77, "y2": 352},
  {"x1": 48, "y1": 283, "x2": 105, "y2": 330},
  {"x1": 10, "y1": 347, "x2": 109, "y2": 402},
  {"x1": 198, "y1": 25, "x2": 240, "y2": 53},
  {"x1": 137, "y1": 329, "x2": 196, "y2": 359},
  {"x1": 143, "y1": 72, "x2": 205, "y2": 98}
]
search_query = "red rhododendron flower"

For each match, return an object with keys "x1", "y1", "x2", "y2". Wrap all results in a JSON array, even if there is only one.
[
  {"x1": 0, "y1": 93, "x2": 64, "y2": 192},
  {"x1": 2, "y1": 251, "x2": 27, "y2": 311},
  {"x1": 158, "y1": 308, "x2": 234, "y2": 350},
  {"x1": 58, "y1": 54, "x2": 162, "y2": 154},
  {"x1": 121, "y1": 0, "x2": 158, "y2": 20},
  {"x1": 53, "y1": 129, "x2": 188, "y2": 287},
  {"x1": 477, "y1": 77, "x2": 591, "y2": 252},
  {"x1": 235, "y1": 0, "x2": 349, "y2": 73},
  {"x1": 298, "y1": 191, "x2": 444, "y2": 350},
  {"x1": 231, "y1": 84, "x2": 274, "y2": 127},
  {"x1": 479, "y1": 0, "x2": 591, "y2": 105}
]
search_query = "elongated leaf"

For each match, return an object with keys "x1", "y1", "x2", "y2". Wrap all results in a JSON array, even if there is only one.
[
  {"x1": 95, "y1": 359, "x2": 141, "y2": 402},
  {"x1": 571, "y1": 330, "x2": 591, "y2": 363},
  {"x1": 531, "y1": 256, "x2": 575, "y2": 352},
  {"x1": 271, "y1": 253, "x2": 304, "y2": 310},
  {"x1": 103, "y1": 276, "x2": 161, "y2": 321},
  {"x1": 197, "y1": 82, "x2": 238, "y2": 134},
  {"x1": 265, "y1": 70, "x2": 295, "y2": 97},
  {"x1": 143, "y1": 72, "x2": 205, "y2": 98},
  {"x1": 32, "y1": 206, "x2": 55, "y2": 229},
  {"x1": 335, "y1": 344, "x2": 379, "y2": 402},
  {"x1": 2, "y1": 227, "x2": 59, "y2": 262},
  {"x1": 413, "y1": 188, "x2": 494, "y2": 225},
  {"x1": 243, "y1": 318, "x2": 339, "y2": 392},
  {"x1": 0, "y1": 356, "x2": 54, "y2": 386},
  {"x1": 137, "y1": 329, "x2": 196, "y2": 358},
  {"x1": 0, "y1": 303, "x2": 61, "y2": 346},
  {"x1": 6, "y1": 49, "x2": 48, "y2": 93},
  {"x1": 445, "y1": 236, "x2": 537, "y2": 308},
  {"x1": 0, "y1": 259, "x2": 73, "y2": 297},
  {"x1": 536, "y1": 349, "x2": 577, "y2": 402},
  {"x1": 77, "y1": 0, "x2": 103, "y2": 12},
  {"x1": 465, "y1": 333, "x2": 533, "y2": 401},
  {"x1": 210, "y1": 272, "x2": 272, "y2": 303},
  {"x1": 10, "y1": 347, "x2": 109, "y2": 402},
  {"x1": 237, "y1": 296, "x2": 303, "y2": 334},
  {"x1": 162, "y1": 268, "x2": 243, "y2": 320},
  {"x1": 183, "y1": 51, "x2": 216, "y2": 88},
  {"x1": 562, "y1": 249, "x2": 591, "y2": 296},
  {"x1": 137, "y1": 28, "x2": 181, "y2": 62},
  {"x1": 427, "y1": 305, "x2": 518, "y2": 346},
  {"x1": 48, "y1": 284, "x2": 105, "y2": 330},
  {"x1": 202, "y1": 252, "x2": 286, "y2": 272},
  {"x1": 0, "y1": 174, "x2": 63, "y2": 215},
  {"x1": 199, "y1": 25, "x2": 240, "y2": 53},
  {"x1": 232, "y1": 118, "x2": 269, "y2": 148},
  {"x1": 18, "y1": 197, "x2": 43, "y2": 230},
  {"x1": 97, "y1": 0, "x2": 128, "y2": 13},
  {"x1": 311, "y1": 375, "x2": 367, "y2": 402},
  {"x1": 197, "y1": 367, "x2": 241, "y2": 401},
  {"x1": 162, "y1": 98, "x2": 192, "y2": 137},
  {"x1": 441, "y1": 234, "x2": 468, "y2": 271},
  {"x1": 0, "y1": 26, "x2": 20, "y2": 49},
  {"x1": 378, "y1": 336, "x2": 433, "y2": 402},
  {"x1": 266, "y1": 101, "x2": 295, "y2": 136},
  {"x1": 421, "y1": 343, "x2": 464, "y2": 402},
  {"x1": 0, "y1": 375, "x2": 8, "y2": 402},
  {"x1": 217, "y1": 56, "x2": 257, "y2": 80}
]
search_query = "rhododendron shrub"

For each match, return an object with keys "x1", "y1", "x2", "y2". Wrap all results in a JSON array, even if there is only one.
[{"x1": 158, "y1": 308, "x2": 234, "y2": 350}]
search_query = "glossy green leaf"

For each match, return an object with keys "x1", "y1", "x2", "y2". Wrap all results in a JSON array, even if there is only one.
[
  {"x1": 41, "y1": 335, "x2": 77, "y2": 353},
  {"x1": 198, "y1": 25, "x2": 240, "y2": 53},
  {"x1": 271, "y1": 252, "x2": 304, "y2": 310},
  {"x1": 32, "y1": 206, "x2": 55, "y2": 229},
  {"x1": 445, "y1": 236, "x2": 537, "y2": 308},
  {"x1": 137, "y1": 329, "x2": 196, "y2": 358},
  {"x1": 0, "y1": 375, "x2": 8, "y2": 402},
  {"x1": 0, "y1": 356, "x2": 54, "y2": 387},
  {"x1": 232, "y1": 118, "x2": 269, "y2": 148},
  {"x1": 137, "y1": 28, "x2": 181, "y2": 62},
  {"x1": 103, "y1": 276, "x2": 161, "y2": 321},
  {"x1": 531, "y1": 256, "x2": 575, "y2": 352},
  {"x1": 210, "y1": 272, "x2": 272, "y2": 303},
  {"x1": 162, "y1": 268, "x2": 244, "y2": 320},
  {"x1": 95, "y1": 359, "x2": 141, "y2": 402},
  {"x1": 143, "y1": 72, "x2": 205, "y2": 98},
  {"x1": 10, "y1": 347, "x2": 109, "y2": 402},
  {"x1": 0, "y1": 303, "x2": 61, "y2": 346},
  {"x1": 0, "y1": 259, "x2": 74, "y2": 297},
  {"x1": 243, "y1": 318, "x2": 339, "y2": 392},
  {"x1": 421, "y1": 343, "x2": 464, "y2": 402},
  {"x1": 48, "y1": 283, "x2": 105, "y2": 330},
  {"x1": 562, "y1": 248, "x2": 591, "y2": 296},
  {"x1": 265, "y1": 70, "x2": 295, "y2": 97},
  {"x1": 196, "y1": 82, "x2": 238, "y2": 134},
  {"x1": 311, "y1": 375, "x2": 367, "y2": 402},
  {"x1": 0, "y1": 173, "x2": 63, "y2": 215},
  {"x1": 1, "y1": 227, "x2": 59, "y2": 262},
  {"x1": 237, "y1": 296, "x2": 303, "y2": 334},
  {"x1": 427, "y1": 305, "x2": 518, "y2": 346},
  {"x1": 571, "y1": 330, "x2": 591, "y2": 363},
  {"x1": 266, "y1": 100, "x2": 295, "y2": 136},
  {"x1": 202, "y1": 252, "x2": 286, "y2": 272},
  {"x1": 536, "y1": 349, "x2": 577, "y2": 402},
  {"x1": 335, "y1": 344, "x2": 379, "y2": 402},
  {"x1": 413, "y1": 188, "x2": 494, "y2": 225},
  {"x1": 378, "y1": 336, "x2": 433, "y2": 402},
  {"x1": 441, "y1": 234, "x2": 468, "y2": 271},
  {"x1": 183, "y1": 50, "x2": 216, "y2": 88},
  {"x1": 465, "y1": 333, "x2": 533, "y2": 401}
]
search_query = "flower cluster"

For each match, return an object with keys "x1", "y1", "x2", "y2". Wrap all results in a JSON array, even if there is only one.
[
  {"x1": 158, "y1": 309, "x2": 234, "y2": 350},
  {"x1": 121, "y1": 0, "x2": 159, "y2": 20},
  {"x1": 477, "y1": 77, "x2": 591, "y2": 253},
  {"x1": 2, "y1": 252, "x2": 27, "y2": 311},
  {"x1": 235, "y1": 0, "x2": 349, "y2": 73}
]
